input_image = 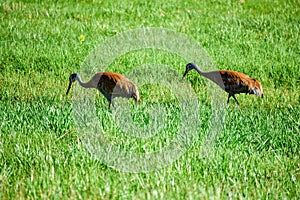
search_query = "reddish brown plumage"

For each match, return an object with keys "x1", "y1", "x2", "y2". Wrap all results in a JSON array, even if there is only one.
[
  {"x1": 66, "y1": 72, "x2": 140, "y2": 108},
  {"x1": 182, "y1": 63, "x2": 263, "y2": 105}
]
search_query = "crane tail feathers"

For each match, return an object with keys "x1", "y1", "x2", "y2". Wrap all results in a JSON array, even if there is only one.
[{"x1": 252, "y1": 87, "x2": 263, "y2": 97}]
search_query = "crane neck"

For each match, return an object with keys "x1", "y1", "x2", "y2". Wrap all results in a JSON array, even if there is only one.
[
  {"x1": 193, "y1": 65, "x2": 205, "y2": 76},
  {"x1": 76, "y1": 74, "x2": 94, "y2": 88},
  {"x1": 193, "y1": 66, "x2": 225, "y2": 90}
]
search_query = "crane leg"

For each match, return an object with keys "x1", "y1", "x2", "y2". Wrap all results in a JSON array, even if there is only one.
[
  {"x1": 232, "y1": 94, "x2": 240, "y2": 105},
  {"x1": 103, "y1": 94, "x2": 113, "y2": 109},
  {"x1": 108, "y1": 100, "x2": 115, "y2": 109},
  {"x1": 111, "y1": 100, "x2": 114, "y2": 108},
  {"x1": 227, "y1": 94, "x2": 231, "y2": 104}
]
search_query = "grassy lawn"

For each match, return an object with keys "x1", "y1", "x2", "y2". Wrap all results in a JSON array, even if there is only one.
[{"x1": 0, "y1": 0, "x2": 299, "y2": 199}]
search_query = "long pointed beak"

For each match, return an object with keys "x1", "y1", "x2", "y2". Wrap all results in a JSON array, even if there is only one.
[
  {"x1": 182, "y1": 70, "x2": 189, "y2": 79},
  {"x1": 66, "y1": 81, "x2": 73, "y2": 95}
]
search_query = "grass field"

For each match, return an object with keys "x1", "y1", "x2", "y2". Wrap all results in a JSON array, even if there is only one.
[{"x1": 0, "y1": 0, "x2": 299, "y2": 199}]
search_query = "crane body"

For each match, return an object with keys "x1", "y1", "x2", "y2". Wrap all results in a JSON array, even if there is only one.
[
  {"x1": 66, "y1": 72, "x2": 140, "y2": 108},
  {"x1": 182, "y1": 63, "x2": 263, "y2": 105}
]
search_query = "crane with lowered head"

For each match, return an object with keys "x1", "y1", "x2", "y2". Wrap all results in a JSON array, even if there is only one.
[
  {"x1": 66, "y1": 72, "x2": 140, "y2": 108},
  {"x1": 182, "y1": 62, "x2": 263, "y2": 105}
]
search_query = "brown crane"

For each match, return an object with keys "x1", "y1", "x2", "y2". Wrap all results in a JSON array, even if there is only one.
[
  {"x1": 182, "y1": 62, "x2": 263, "y2": 105},
  {"x1": 66, "y1": 72, "x2": 140, "y2": 108}
]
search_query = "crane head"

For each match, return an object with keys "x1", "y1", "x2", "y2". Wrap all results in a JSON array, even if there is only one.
[
  {"x1": 66, "y1": 73, "x2": 78, "y2": 95},
  {"x1": 182, "y1": 63, "x2": 198, "y2": 79}
]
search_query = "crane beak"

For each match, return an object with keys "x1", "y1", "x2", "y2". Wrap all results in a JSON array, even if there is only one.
[
  {"x1": 66, "y1": 81, "x2": 73, "y2": 95},
  {"x1": 182, "y1": 70, "x2": 188, "y2": 79}
]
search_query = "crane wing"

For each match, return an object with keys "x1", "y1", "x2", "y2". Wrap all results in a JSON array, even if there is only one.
[
  {"x1": 220, "y1": 70, "x2": 250, "y2": 94},
  {"x1": 97, "y1": 72, "x2": 133, "y2": 98}
]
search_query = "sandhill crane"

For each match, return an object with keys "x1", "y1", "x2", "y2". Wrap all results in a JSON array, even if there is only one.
[
  {"x1": 182, "y1": 63, "x2": 263, "y2": 105},
  {"x1": 66, "y1": 72, "x2": 140, "y2": 108}
]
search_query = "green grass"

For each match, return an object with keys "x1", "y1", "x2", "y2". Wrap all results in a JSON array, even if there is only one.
[{"x1": 0, "y1": 0, "x2": 299, "y2": 199}]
